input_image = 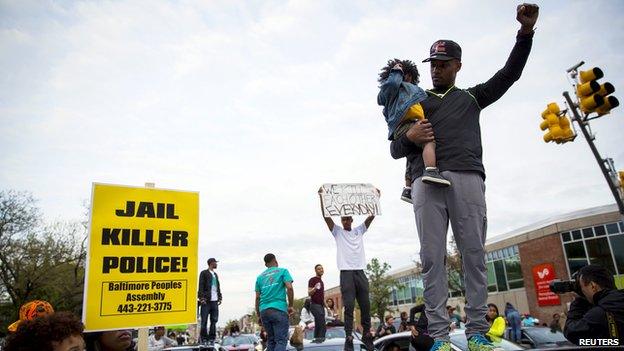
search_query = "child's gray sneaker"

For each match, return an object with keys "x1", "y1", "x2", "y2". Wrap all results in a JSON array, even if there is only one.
[
  {"x1": 401, "y1": 187, "x2": 413, "y2": 203},
  {"x1": 422, "y1": 167, "x2": 451, "y2": 187}
]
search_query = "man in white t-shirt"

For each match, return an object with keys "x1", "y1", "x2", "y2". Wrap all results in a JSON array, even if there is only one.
[{"x1": 318, "y1": 187, "x2": 378, "y2": 351}]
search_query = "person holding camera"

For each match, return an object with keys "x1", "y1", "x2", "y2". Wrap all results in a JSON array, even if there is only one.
[
  {"x1": 563, "y1": 264, "x2": 624, "y2": 345},
  {"x1": 376, "y1": 315, "x2": 397, "y2": 338}
]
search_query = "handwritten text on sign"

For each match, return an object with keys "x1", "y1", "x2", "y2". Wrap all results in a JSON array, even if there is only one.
[
  {"x1": 320, "y1": 183, "x2": 381, "y2": 217},
  {"x1": 83, "y1": 184, "x2": 198, "y2": 331}
]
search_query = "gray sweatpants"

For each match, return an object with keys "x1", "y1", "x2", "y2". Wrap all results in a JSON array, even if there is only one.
[{"x1": 412, "y1": 171, "x2": 489, "y2": 341}]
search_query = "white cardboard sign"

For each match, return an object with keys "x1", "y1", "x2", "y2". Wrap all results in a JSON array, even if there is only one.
[{"x1": 320, "y1": 183, "x2": 381, "y2": 217}]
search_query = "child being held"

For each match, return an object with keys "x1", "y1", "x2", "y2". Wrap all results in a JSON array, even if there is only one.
[{"x1": 377, "y1": 59, "x2": 450, "y2": 203}]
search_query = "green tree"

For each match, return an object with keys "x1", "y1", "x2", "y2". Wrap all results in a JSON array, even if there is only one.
[
  {"x1": 287, "y1": 297, "x2": 306, "y2": 325},
  {"x1": 0, "y1": 191, "x2": 87, "y2": 331},
  {"x1": 446, "y1": 238, "x2": 465, "y2": 297},
  {"x1": 248, "y1": 308, "x2": 259, "y2": 325},
  {"x1": 366, "y1": 258, "x2": 401, "y2": 321}
]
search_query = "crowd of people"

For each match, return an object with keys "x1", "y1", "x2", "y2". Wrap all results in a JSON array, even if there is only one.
[{"x1": 2, "y1": 300, "x2": 194, "y2": 351}]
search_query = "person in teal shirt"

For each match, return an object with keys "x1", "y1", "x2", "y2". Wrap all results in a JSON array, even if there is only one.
[{"x1": 255, "y1": 253, "x2": 294, "y2": 351}]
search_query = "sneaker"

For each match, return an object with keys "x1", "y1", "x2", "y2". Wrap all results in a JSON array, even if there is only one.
[
  {"x1": 421, "y1": 167, "x2": 451, "y2": 187},
  {"x1": 401, "y1": 187, "x2": 413, "y2": 203},
  {"x1": 344, "y1": 335, "x2": 354, "y2": 351},
  {"x1": 428, "y1": 340, "x2": 451, "y2": 351},
  {"x1": 362, "y1": 332, "x2": 374, "y2": 351},
  {"x1": 467, "y1": 334, "x2": 504, "y2": 351}
]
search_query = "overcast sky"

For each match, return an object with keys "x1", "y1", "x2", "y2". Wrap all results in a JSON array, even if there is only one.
[{"x1": 2, "y1": 0, "x2": 623, "y2": 326}]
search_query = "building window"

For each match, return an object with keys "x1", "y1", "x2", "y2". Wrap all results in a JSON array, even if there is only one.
[
  {"x1": 585, "y1": 237, "x2": 616, "y2": 273},
  {"x1": 564, "y1": 241, "x2": 588, "y2": 274},
  {"x1": 562, "y1": 232, "x2": 571, "y2": 242},
  {"x1": 505, "y1": 257, "x2": 524, "y2": 289},
  {"x1": 486, "y1": 245, "x2": 523, "y2": 293},
  {"x1": 390, "y1": 274, "x2": 424, "y2": 306},
  {"x1": 562, "y1": 223, "x2": 624, "y2": 281},
  {"x1": 487, "y1": 261, "x2": 497, "y2": 292},
  {"x1": 610, "y1": 234, "x2": 624, "y2": 273},
  {"x1": 572, "y1": 230, "x2": 582, "y2": 241},
  {"x1": 606, "y1": 223, "x2": 619, "y2": 235},
  {"x1": 493, "y1": 260, "x2": 508, "y2": 292}
]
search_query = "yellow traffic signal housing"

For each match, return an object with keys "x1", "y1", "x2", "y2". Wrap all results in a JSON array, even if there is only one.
[
  {"x1": 580, "y1": 67, "x2": 604, "y2": 83},
  {"x1": 596, "y1": 96, "x2": 620, "y2": 115},
  {"x1": 556, "y1": 115, "x2": 575, "y2": 144},
  {"x1": 540, "y1": 103, "x2": 575, "y2": 144},
  {"x1": 577, "y1": 67, "x2": 618, "y2": 115},
  {"x1": 619, "y1": 171, "x2": 624, "y2": 189}
]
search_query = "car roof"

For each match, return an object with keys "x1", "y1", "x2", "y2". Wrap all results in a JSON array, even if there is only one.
[
  {"x1": 163, "y1": 346, "x2": 225, "y2": 351},
  {"x1": 287, "y1": 337, "x2": 364, "y2": 349},
  {"x1": 373, "y1": 331, "x2": 412, "y2": 344}
]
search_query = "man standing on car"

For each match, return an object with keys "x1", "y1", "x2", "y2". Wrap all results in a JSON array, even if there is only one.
[
  {"x1": 390, "y1": 4, "x2": 539, "y2": 351},
  {"x1": 308, "y1": 264, "x2": 327, "y2": 339},
  {"x1": 318, "y1": 187, "x2": 379, "y2": 351},
  {"x1": 256, "y1": 253, "x2": 294, "y2": 351},
  {"x1": 198, "y1": 258, "x2": 222, "y2": 345}
]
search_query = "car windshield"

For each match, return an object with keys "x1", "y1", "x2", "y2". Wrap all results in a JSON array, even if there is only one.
[
  {"x1": 304, "y1": 328, "x2": 346, "y2": 340},
  {"x1": 450, "y1": 333, "x2": 523, "y2": 351},
  {"x1": 222, "y1": 336, "x2": 255, "y2": 346},
  {"x1": 525, "y1": 328, "x2": 569, "y2": 344}
]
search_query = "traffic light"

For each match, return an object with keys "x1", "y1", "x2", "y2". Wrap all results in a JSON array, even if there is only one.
[
  {"x1": 576, "y1": 67, "x2": 619, "y2": 115},
  {"x1": 556, "y1": 114, "x2": 575, "y2": 144},
  {"x1": 619, "y1": 171, "x2": 624, "y2": 191},
  {"x1": 540, "y1": 103, "x2": 575, "y2": 143}
]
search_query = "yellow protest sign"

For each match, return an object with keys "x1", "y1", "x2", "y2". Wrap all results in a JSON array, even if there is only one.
[{"x1": 83, "y1": 183, "x2": 199, "y2": 331}]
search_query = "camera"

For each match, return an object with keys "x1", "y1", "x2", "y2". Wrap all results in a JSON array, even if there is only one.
[{"x1": 549, "y1": 271, "x2": 582, "y2": 295}]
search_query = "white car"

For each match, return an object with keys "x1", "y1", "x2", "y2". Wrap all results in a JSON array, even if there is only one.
[
  {"x1": 163, "y1": 343, "x2": 227, "y2": 351},
  {"x1": 374, "y1": 330, "x2": 523, "y2": 351}
]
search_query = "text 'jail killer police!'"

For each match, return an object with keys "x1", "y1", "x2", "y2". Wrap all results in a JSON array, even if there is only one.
[{"x1": 100, "y1": 201, "x2": 190, "y2": 274}]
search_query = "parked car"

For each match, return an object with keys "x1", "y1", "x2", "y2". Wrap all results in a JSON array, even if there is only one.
[
  {"x1": 222, "y1": 335, "x2": 258, "y2": 351},
  {"x1": 164, "y1": 344, "x2": 227, "y2": 351},
  {"x1": 303, "y1": 326, "x2": 361, "y2": 341},
  {"x1": 515, "y1": 327, "x2": 575, "y2": 349},
  {"x1": 374, "y1": 329, "x2": 524, "y2": 351},
  {"x1": 286, "y1": 337, "x2": 367, "y2": 351}
]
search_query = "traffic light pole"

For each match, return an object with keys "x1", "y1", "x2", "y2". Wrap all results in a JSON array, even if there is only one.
[{"x1": 563, "y1": 91, "x2": 624, "y2": 216}]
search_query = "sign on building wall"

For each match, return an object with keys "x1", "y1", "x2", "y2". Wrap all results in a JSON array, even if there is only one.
[
  {"x1": 532, "y1": 263, "x2": 561, "y2": 306},
  {"x1": 83, "y1": 183, "x2": 199, "y2": 331},
  {"x1": 319, "y1": 183, "x2": 381, "y2": 217}
]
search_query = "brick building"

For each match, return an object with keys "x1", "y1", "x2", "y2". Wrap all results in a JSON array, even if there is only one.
[{"x1": 485, "y1": 204, "x2": 623, "y2": 325}]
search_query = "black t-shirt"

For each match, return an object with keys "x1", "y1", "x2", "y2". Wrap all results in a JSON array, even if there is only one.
[{"x1": 308, "y1": 277, "x2": 324, "y2": 305}]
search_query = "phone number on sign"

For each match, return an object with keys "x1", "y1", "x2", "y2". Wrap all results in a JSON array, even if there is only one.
[{"x1": 117, "y1": 302, "x2": 172, "y2": 313}]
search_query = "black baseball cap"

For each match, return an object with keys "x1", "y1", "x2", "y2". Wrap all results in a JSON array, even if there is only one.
[
  {"x1": 423, "y1": 40, "x2": 462, "y2": 62},
  {"x1": 208, "y1": 258, "x2": 218, "y2": 264}
]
